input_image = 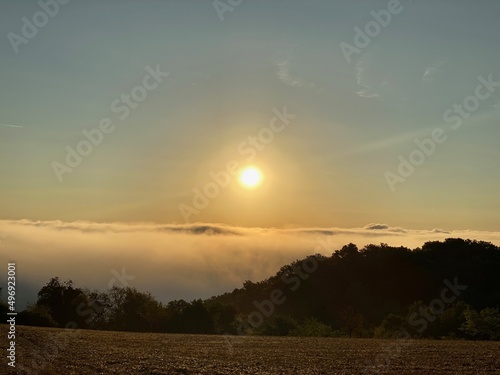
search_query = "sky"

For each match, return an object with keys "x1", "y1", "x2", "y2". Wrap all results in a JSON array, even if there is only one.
[{"x1": 1, "y1": 0, "x2": 500, "y2": 304}]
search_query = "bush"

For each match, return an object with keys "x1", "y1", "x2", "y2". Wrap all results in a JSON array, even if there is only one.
[
  {"x1": 374, "y1": 313, "x2": 407, "y2": 338},
  {"x1": 18, "y1": 304, "x2": 57, "y2": 327},
  {"x1": 461, "y1": 307, "x2": 500, "y2": 340},
  {"x1": 259, "y1": 315, "x2": 298, "y2": 336},
  {"x1": 290, "y1": 317, "x2": 335, "y2": 337}
]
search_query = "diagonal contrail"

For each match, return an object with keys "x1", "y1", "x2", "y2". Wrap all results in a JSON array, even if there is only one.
[{"x1": 0, "y1": 124, "x2": 23, "y2": 128}]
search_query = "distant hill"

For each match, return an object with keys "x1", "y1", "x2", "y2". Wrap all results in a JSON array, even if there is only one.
[
  {"x1": 206, "y1": 238, "x2": 500, "y2": 338},
  {"x1": 4, "y1": 238, "x2": 500, "y2": 340}
]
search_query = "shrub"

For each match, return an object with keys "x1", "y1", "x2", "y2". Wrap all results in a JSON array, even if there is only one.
[{"x1": 290, "y1": 317, "x2": 335, "y2": 337}]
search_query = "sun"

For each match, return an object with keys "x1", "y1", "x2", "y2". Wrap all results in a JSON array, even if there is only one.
[{"x1": 239, "y1": 166, "x2": 262, "y2": 189}]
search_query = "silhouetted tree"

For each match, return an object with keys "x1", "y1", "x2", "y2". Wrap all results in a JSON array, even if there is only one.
[
  {"x1": 205, "y1": 300, "x2": 237, "y2": 334},
  {"x1": 36, "y1": 277, "x2": 87, "y2": 327},
  {"x1": 108, "y1": 286, "x2": 165, "y2": 332},
  {"x1": 338, "y1": 306, "x2": 364, "y2": 337},
  {"x1": 334, "y1": 243, "x2": 360, "y2": 260}
]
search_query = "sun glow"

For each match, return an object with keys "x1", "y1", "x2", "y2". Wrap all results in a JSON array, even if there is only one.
[{"x1": 239, "y1": 166, "x2": 262, "y2": 188}]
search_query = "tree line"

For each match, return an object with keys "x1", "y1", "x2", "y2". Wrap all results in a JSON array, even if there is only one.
[{"x1": 1, "y1": 238, "x2": 499, "y2": 340}]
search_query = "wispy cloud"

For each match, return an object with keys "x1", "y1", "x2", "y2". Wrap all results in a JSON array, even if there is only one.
[
  {"x1": 274, "y1": 46, "x2": 305, "y2": 88},
  {"x1": 355, "y1": 53, "x2": 380, "y2": 98},
  {"x1": 421, "y1": 59, "x2": 447, "y2": 83},
  {"x1": 0, "y1": 123, "x2": 23, "y2": 128},
  {"x1": 277, "y1": 59, "x2": 303, "y2": 87},
  {"x1": 338, "y1": 128, "x2": 433, "y2": 157},
  {"x1": 1, "y1": 220, "x2": 499, "y2": 308}
]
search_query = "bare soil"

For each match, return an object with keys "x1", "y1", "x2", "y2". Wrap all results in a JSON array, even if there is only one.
[{"x1": 2, "y1": 325, "x2": 500, "y2": 374}]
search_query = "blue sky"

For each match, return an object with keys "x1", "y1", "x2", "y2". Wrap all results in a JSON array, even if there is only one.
[{"x1": 1, "y1": 0, "x2": 500, "y2": 231}]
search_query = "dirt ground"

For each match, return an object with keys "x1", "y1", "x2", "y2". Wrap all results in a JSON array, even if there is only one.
[{"x1": 1, "y1": 325, "x2": 500, "y2": 374}]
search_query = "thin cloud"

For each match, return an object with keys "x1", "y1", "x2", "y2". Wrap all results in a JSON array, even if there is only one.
[
  {"x1": 355, "y1": 53, "x2": 380, "y2": 98},
  {"x1": 421, "y1": 59, "x2": 447, "y2": 83},
  {"x1": 0, "y1": 123, "x2": 23, "y2": 128},
  {"x1": 341, "y1": 128, "x2": 433, "y2": 157},
  {"x1": 274, "y1": 46, "x2": 306, "y2": 88},
  {"x1": 277, "y1": 59, "x2": 303, "y2": 87}
]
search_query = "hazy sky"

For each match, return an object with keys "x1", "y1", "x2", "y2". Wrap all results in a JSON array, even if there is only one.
[{"x1": 1, "y1": 0, "x2": 500, "y2": 231}]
